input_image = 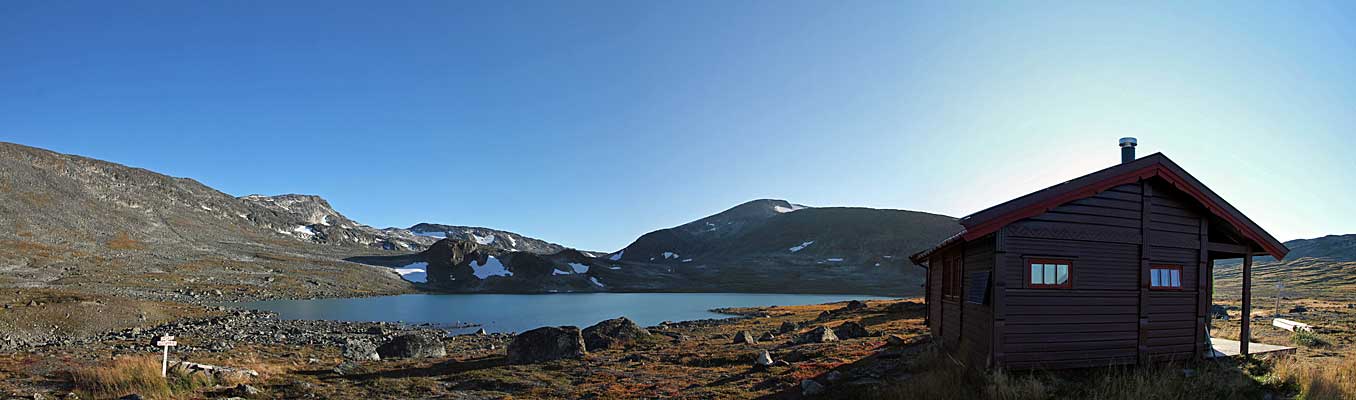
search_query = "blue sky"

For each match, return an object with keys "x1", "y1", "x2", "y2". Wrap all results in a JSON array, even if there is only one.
[{"x1": 2, "y1": 1, "x2": 1353, "y2": 251}]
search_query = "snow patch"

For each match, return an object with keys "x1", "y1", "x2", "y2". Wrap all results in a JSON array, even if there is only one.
[
  {"x1": 590, "y1": 277, "x2": 605, "y2": 287},
  {"x1": 662, "y1": 251, "x2": 679, "y2": 260},
  {"x1": 199, "y1": 205, "x2": 213, "y2": 211},
  {"x1": 789, "y1": 241, "x2": 814, "y2": 252},
  {"x1": 609, "y1": 266, "x2": 622, "y2": 270},
  {"x1": 414, "y1": 231, "x2": 447, "y2": 238},
  {"x1": 319, "y1": 215, "x2": 331, "y2": 226},
  {"x1": 553, "y1": 269, "x2": 572, "y2": 276},
  {"x1": 394, "y1": 262, "x2": 428, "y2": 283},
  {"x1": 293, "y1": 226, "x2": 316, "y2": 236},
  {"x1": 469, "y1": 232, "x2": 495, "y2": 245},
  {"x1": 681, "y1": 259, "x2": 693, "y2": 263},
  {"x1": 773, "y1": 204, "x2": 806, "y2": 213},
  {"x1": 608, "y1": 251, "x2": 624, "y2": 261},
  {"x1": 825, "y1": 258, "x2": 844, "y2": 262},
  {"x1": 569, "y1": 263, "x2": 589, "y2": 273},
  {"x1": 470, "y1": 257, "x2": 512, "y2": 279}
]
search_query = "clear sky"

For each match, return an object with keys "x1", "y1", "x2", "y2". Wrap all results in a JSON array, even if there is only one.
[{"x1": 2, "y1": 1, "x2": 1353, "y2": 251}]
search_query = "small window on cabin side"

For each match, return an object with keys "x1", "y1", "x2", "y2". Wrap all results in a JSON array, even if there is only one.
[
  {"x1": 1027, "y1": 259, "x2": 1071, "y2": 289},
  {"x1": 1150, "y1": 265, "x2": 1183, "y2": 289}
]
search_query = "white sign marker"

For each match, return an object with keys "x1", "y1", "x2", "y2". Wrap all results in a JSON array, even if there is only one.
[{"x1": 157, "y1": 335, "x2": 177, "y2": 377}]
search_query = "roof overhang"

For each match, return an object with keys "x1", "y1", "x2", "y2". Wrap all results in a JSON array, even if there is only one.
[{"x1": 911, "y1": 153, "x2": 1289, "y2": 264}]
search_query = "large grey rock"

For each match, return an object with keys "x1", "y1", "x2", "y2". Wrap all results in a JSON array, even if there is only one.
[
  {"x1": 582, "y1": 317, "x2": 650, "y2": 350},
  {"x1": 843, "y1": 300, "x2": 868, "y2": 311},
  {"x1": 507, "y1": 326, "x2": 586, "y2": 364},
  {"x1": 755, "y1": 350, "x2": 774, "y2": 366},
  {"x1": 342, "y1": 338, "x2": 380, "y2": 361},
  {"x1": 801, "y1": 379, "x2": 825, "y2": 396},
  {"x1": 799, "y1": 326, "x2": 839, "y2": 344},
  {"x1": 833, "y1": 321, "x2": 870, "y2": 339},
  {"x1": 732, "y1": 330, "x2": 756, "y2": 345},
  {"x1": 778, "y1": 321, "x2": 799, "y2": 333},
  {"x1": 376, "y1": 334, "x2": 446, "y2": 359}
]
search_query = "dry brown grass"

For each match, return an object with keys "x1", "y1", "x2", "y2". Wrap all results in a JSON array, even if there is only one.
[
  {"x1": 106, "y1": 232, "x2": 146, "y2": 251},
  {"x1": 1271, "y1": 355, "x2": 1356, "y2": 400},
  {"x1": 69, "y1": 356, "x2": 185, "y2": 399}
]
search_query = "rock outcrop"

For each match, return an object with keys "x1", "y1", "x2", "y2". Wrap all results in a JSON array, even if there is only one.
[
  {"x1": 582, "y1": 317, "x2": 650, "y2": 350},
  {"x1": 507, "y1": 326, "x2": 586, "y2": 364},
  {"x1": 376, "y1": 334, "x2": 447, "y2": 359}
]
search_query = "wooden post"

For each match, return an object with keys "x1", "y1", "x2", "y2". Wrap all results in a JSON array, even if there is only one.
[
  {"x1": 1196, "y1": 219, "x2": 1209, "y2": 360},
  {"x1": 1241, "y1": 250, "x2": 1252, "y2": 358},
  {"x1": 1137, "y1": 181, "x2": 1152, "y2": 365}
]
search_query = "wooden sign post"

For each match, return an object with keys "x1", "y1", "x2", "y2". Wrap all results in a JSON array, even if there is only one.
[{"x1": 156, "y1": 335, "x2": 177, "y2": 377}]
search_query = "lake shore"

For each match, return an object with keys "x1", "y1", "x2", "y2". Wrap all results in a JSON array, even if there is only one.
[{"x1": 0, "y1": 291, "x2": 926, "y2": 399}]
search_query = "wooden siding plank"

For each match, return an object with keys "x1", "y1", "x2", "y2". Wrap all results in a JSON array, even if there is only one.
[
  {"x1": 1005, "y1": 348, "x2": 1138, "y2": 362},
  {"x1": 1006, "y1": 304, "x2": 1138, "y2": 315},
  {"x1": 1006, "y1": 339, "x2": 1139, "y2": 353},
  {"x1": 1006, "y1": 314, "x2": 1138, "y2": 324},
  {"x1": 1005, "y1": 322, "x2": 1139, "y2": 334},
  {"x1": 1052, "y1": 204, "x2": 1144, "y2": 220},
  {"x1": 1070, "y1": 197, "x2": 1142, "y2": 211},
  {"x1": 1029, "y1": 211, "x2": 1143, "y2": 228},
  {"x1": 1007, "y1": 331, "x2": 1138, "y2": 344}
]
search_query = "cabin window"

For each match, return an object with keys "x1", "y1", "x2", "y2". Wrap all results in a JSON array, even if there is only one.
[
  {"x1": 1150, "y1": 265, "x2": 1183, "y2": 289},
  {"x1": 942, "y1": 255, "x2": 963, "y2": 300},
  {"x1": 1026, "y1": 259, "x2": 1071, "y2": 289}
]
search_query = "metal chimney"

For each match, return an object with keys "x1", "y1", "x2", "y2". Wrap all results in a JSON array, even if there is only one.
[{"x1": 1119, "y1": 137, "x2": 1137, "y2": 164}]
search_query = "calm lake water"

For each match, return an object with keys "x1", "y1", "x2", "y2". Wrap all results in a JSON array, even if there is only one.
[{"x1": 232, "y1": 293, "x2": 894, "y2": 334}]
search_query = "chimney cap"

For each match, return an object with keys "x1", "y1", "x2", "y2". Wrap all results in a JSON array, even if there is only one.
[{"x1": 1119, "y1": 137, "x2": 1137, "y2": 147}]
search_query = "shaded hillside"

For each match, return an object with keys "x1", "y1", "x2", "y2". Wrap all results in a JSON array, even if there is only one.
[
  {"x1": 1214, "y1": 234, "x2": 1356, "y2": 300},
  {"x1": 607, "y1": 200, "x2": 962, "y2": 295}
]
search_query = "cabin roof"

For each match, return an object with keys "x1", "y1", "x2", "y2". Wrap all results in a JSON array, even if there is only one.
[{"x1": 911, "y1": 152, "x2": 1289, "y2": 264}]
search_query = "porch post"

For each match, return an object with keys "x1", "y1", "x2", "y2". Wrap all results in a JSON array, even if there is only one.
[{"x1": 1240, "y1": 249, "x2": 1252, "y2": 358}]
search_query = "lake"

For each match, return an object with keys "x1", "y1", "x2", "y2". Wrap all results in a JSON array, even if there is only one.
[{"x1": 232, "y1": 293, "x2": 895, "y2": 334}]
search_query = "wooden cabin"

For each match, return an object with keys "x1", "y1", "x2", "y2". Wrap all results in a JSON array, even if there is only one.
[{"x1": 910, "y1": 138, "x2": 1289, "y2": 370}]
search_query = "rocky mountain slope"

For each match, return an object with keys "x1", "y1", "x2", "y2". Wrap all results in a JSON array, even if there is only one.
[
  {"x1": 1214, "y1": 234, "x2": 1356, "y2": 300},
  {"x1": 407, "y1": 223, "x2": 566, "y2": 254},
  {"x1": 239, "y1": 194, "x2": 434, "y2": 251},
  {"x1": 0, "y1": 142, "x2": 415, "y2": 301}
]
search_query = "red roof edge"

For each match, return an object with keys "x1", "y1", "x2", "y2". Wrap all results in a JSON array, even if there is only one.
[{"x1": 956, "y1": 161, "x2": 1288, "y2": 260}]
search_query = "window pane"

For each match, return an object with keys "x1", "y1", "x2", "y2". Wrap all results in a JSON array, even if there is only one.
[
  {"x1": 1151, "y1": 269, "x2": 1161, "y2": 287},
  {"x1": 1043, "y1": 265, "x2": 1055, "y2": 285},
  {"x1": 1171, "y1": 269, "x2": 1181, "y2": 288},
  {"x1": 1031, "y1": 264, "x2": 1042, "y2": 284},
  {"x1": 1056, "y1": 265, "x2": 1069, "y2": 285}
]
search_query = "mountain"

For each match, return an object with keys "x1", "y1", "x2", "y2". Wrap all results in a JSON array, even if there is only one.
[
  {"x1": 605, "y1": 199, "x2": 963, "y2": 295},
  {"x1": 0, "y1": 142, "x2": 412, "y2": 301},
  {"x1": 239, "y1": 194, "x2": 434, "y2": 251},
  {"x1": 1214, "y1": 234, "x2": 1356, "y2": 300},
  {"x1": 407, "y1": 223, "x2": 566, "y2": 254}
]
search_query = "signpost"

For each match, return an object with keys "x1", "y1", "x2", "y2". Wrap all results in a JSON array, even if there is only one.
[{"x1": 156, "y1": 335, "x2": 177, "y2": 377}]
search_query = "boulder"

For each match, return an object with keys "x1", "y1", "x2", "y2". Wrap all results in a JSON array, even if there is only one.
[
  {"x1": 886, "y1": 334, "x2": 909, "y2": 346},
  {"x1": 507, "y1": 326, "x2": 586, "y2": 364},
  {"x1": 342, "y1": 338, "x2": 381, "y2": 361},
  {"x1": 844, "y1": 300, "x2": 868, "y2": 311},
  {"x1": 801, "y1": 379, "x2": 825, "y2": 396},
  {"x1": 117, "y1": 395, "x2": 143, "y2": 400},
  {"x1": 799, "y1": 326, "x2": 839, "y2": 344},
  {"x1": 475, "y1": 328, "x2": 489, "y2": 336},
  {"x1": 732, "y1": 330, "x2": 757, "y2": 345},
  {"x1": 778, "y1": 321, "x2": 799, "y2": 333},
  {"x1": 833, "y1": 321, "x2": 870, "y2": 339},
  {"x1": 228, "y1": 384, "x2": 260, "y2": 397},
  {"x1": 758, "y1": 332, "x2": 777, "y2": 342},
  {"x1": 815, "y1": 311, "x2": 833, "y2": 321},
  {"x1": 583, "y1": 317, "x2": 650, "y2": 350},
  {"x1": 376, "y1": 334, "x2": 447, "y2": 359},
  {"x1": 885, "y1": 301, "x2": 924, "y2": 314},
  {"x1": 1290, "y1": 305, "x2": 1309, "y2": 313},
  {"x1": 755, "y1": 350, "x2": 774, "y2": 366}
]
